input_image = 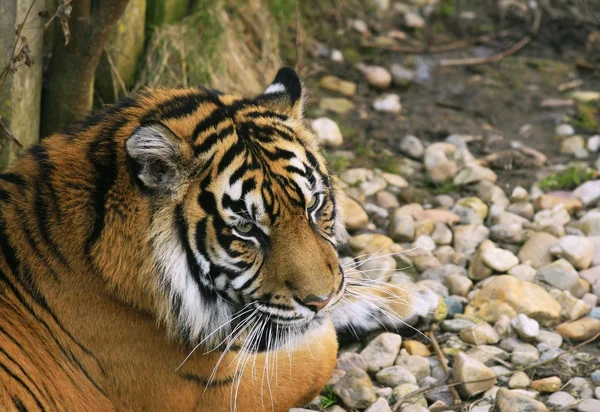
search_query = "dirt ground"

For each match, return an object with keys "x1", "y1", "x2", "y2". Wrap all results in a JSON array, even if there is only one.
[{"x1": 301, "y1": 0, "x2": 600, "y2": 194}]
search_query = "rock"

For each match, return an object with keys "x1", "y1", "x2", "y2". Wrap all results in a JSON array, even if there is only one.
[
  {"x1": 551, "y1": 235, "x2": 594, "y2": 270},
  {"x1": 535, "y1": 192, "x2": 583, "y2": 214},
  {"x1": 535, "y1": 330, "x2": 563, "y2": 349},
  {"x1": 399, "y1": 135, "x2": 424, "y2": 159},
  {"x1": 530, "y1": 376, "x2": 561, "y2": 393},
  {"x1": 434, "y1": 194, "x2": 455, "y2": 209},
  {"x1": 465, "y1": 276, "x2": 561, "y2": 327},
  {"x1": 565, "y1": 377, "x2": 594, "y2": 399},
  {"x1": 571, "y1": 91, "x2": 600, "y2": 102},
  {"x1": 508, "y1": 264, "x2": 537, "y2": 282},
  {"x1": 574, "y1": 180, "x2": 600, "y2": 206},
  {"x1": 508, "y1": 202, "x2": 535, "y2": 220},
  {"x1": 372, "y1": 94, "x2": 401, "y2": 113},
  {"x1": 518, "y1": 232, "x2": 559, "y2": 269},
  {"x1": 394, "y1": 349, "x2": 431, "y2": 381},
  {"x1": 453, "y1": 197, "x2": 488, "y2": 225},
  {"x1": 432, "y1": 223, "x2": 453, "y2": 246},
  {"x1": 343, "y1": 197, "x2": 369, "y2": 230},
  {"x1": 511, "y1": 314, "x2": 539, "y2": 340},
  {"x1": 336, "y1": 352, "x2": 368, "y2": 372},
  {"x1": 588, "y1": 135, "x2": 600, "y2": 152},
  {"x1": 319, "y1": 97, "x2": 355, "y2": 114},
  {"x1": 402, "y1": 340, "x2": 430, "y2": 357},
  {"x1": 389, "y1": 211, "x2": 415, "y2": 242},
  {"x1": 453, "y1": 225, "x2": 490, "y2": 257},
  {"x1": 332, "y1": 368, "x2": 377, "y2": 409},
  {"x1": 556, "y1": 291, "x2": 591, "y2": 321},
  {"x1": 424, "y1": 149, "x2": 458, "y2": 184},
  {"x1": 312, "y1": 117, "x2": 344, "y2": 148},
  {"x1": 319, "y1": 75, "x2": 357, "y2": 96},
  {"x1": 467, "y1": 345, "x2": 509, "y2": 366},
  {"x1": 360, "y1": 333, "x2": 403, "y2": 372},
  {"x1": 508, "y1": 371, "x2": 531, "y2": 389},
  {"x1": 446, "y1": 274, "x2": 473, "y2": 297},
  {"x1": 495, "y1": 388, "x2": 548, "y2": 412},
  {"x1": 547, "y1": 391, "x2": 577, "y2": 409},
  {"x1": 561, "y1": 135, "x2": 586, "y2": 155},
  {"x1": 364, "y1": 398, "x2": 392, "y2": 412},
  {"x1": 403, "y1": 11, "x2": 425, "y2": 28},
  {"x1": 494, "y1": 315, "x2": 513, "y2": 338},
  {"x1": 511, "y1": 343, "x2": 539, "y2": 366},
  {"x1": 375, "y1": 366, "x2": 417, "y2": 387},
  {"x1": 413, "y1": 255, "x2": 441, "y2": 273},
  {"x1": 481, "y1": 247, "x2": 519, "y2": 272},
  {"x1": 454, "y1": 166, "x2": 497, "y2": 185},
  {"x1": 468, "y1": 240, "x2": 495, "y2": 281},
  {"x1": 476, "y1": 181, "x2": 510, "y2": 208},
  {"x1": 459, "y1": 322, "x2": 500, "y2": 345},
  {"x1": 390, "y1": 64, "x2": 415, "y2": 87},
  {"x1": 490, "y1": 223, "x2": 524, "y2": 244},
  {"x1": 413, "y1": 209, "x2": 460, "y2": 225},
  {"x1": 330, "y1": 49, "x2": 344, "y2": 62},
  {"x1": 536, "y1": 259, "x2": 585, "y2": 297},
  {"x1": 376, "y1": 191, "x2": 400, "y2": 209},
  {"x1": 357, "y1": 64, "x2": 392, "y2": 89},
  {"x1": 351, "y1": 19, "x2": 369, "y2": 34},
  {"x1": 556, "y1": 124, "x2": 575, "y2": 136},
  {"x1": 441, "y1": 318, "x2": 475, "y2": 333},
  {"x1": 578, "y1": 399, "x2": 600, "y2": 412},
  {"x1": 391, "y1": 383, "x2": 426, "y2": 408},
  {"x1": 511, "y1": 186, "x2": 529, "y2": 202},
  {"x1": 341, "y1": 168, "x2": 373, "y2": 185},
  {"x1": 452, "y1": 353, "x2": 496, "y2": 398},
  {"x1": 381, "y1": 173, "x2": 408, "y2": 189},
  {"x1": 534, "y1": 205, "x2": 571, "y2": 227},
  {"x1": 327, "y1": 369, "x2": 346, "y2": 386},
  {"x1": 556, "y1": 317, "x2": 600, "y2": 340},
  {"x1": 413, "y1": 235, "x2": 436, "y2": 253}
]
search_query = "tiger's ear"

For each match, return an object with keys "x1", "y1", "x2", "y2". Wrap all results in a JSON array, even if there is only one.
[
  {"x1": 257, "y1": 67, "x2": 305, "y2": 119},
  {"x1": 125, "y1": 124, "x2": 184, "y2": 192}
]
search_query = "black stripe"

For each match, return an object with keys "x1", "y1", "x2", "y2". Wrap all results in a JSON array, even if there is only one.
[
  {"x1": 243, "y1": 110, "x2": 288, "y2": 121},
  {"x1": 140, "y1": 90, "x2": 220, "y2": 123},
  {"x1": 0, "y1": 345, "x2": 50, "y2": 406},
  {"x1": 0, "y1": 363, "x2": 45, "y2": 411},
  {"x1": 0, "y1": 188, "x2": 9, "y2": 202},
  {"x1": 180, "y1": 372, "x2": 234, "y2": 387},
  {"x1": 0, "y1": 173, "x2": 26, "y2": 186},
  {"x1": 12, "y1": 396, "x2": 28, "y2": 412}
]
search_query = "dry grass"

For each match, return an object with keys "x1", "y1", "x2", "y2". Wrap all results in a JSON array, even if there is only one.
[{"x1": 134, "y1": 0, "x2": 282, "y2": 95}]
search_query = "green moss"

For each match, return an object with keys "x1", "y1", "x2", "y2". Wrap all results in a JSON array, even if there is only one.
[
  {"x1": 574, "y1": 103, "x2": 600, "y2": 131},
  {"x1": 425, "y1": 177, "x2": 460, "y2": 195},
  {"x1": 325, "y1": 153, "x2": 349, "y2": 174},
  {"x1": 319, "y1": 385, "x2": 339, "y2": 409},
  {"x1": 537, "y1": 165, "x2": 595, "y2": 192}
]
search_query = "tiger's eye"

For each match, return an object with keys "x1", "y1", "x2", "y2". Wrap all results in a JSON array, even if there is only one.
[
  {"x1": 306, "y1": 197, "x2": 317, "y2": 211},
  {"x1": 236, "y1": 223, "x2": 254, "y2": 234}
]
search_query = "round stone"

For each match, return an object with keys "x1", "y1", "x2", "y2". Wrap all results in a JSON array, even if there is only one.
[{"x1": 511, "y1": 314, "x2": 540, "y2": 340}]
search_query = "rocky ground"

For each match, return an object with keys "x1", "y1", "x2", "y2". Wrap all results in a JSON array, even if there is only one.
[{"x1": 290, "y1": 1, "x2": 600, "y2": 411}]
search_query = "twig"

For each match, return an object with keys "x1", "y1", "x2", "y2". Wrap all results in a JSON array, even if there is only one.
[
  {"x1": 104, "y1": 47, "x2": 127, "y2": 97},
  {"x1": 439, "y1": 6, "x2": 542, "y2": 67},
  {"x1": 362, "y1": 31, "x2": 510, "y2": 54},
  {"x1": 428, "y1": 325, "x2": 461, "y2": 405},
  {"x1": 392, "y1": 331, "x2": 600, "y2": 407}
]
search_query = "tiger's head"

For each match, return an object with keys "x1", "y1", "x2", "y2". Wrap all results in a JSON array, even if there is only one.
[{"x1": 125, "y1": 68, "x2": 347, "y2": 350}]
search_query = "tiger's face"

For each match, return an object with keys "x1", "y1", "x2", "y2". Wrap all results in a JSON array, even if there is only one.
[{"x1": 126, "y1": 68, "x2": 346, "y2": 350}]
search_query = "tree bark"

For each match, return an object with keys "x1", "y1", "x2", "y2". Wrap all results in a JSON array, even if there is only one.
[{"x1": 41, "y1": 0, "x2": 130, "y2": 137}]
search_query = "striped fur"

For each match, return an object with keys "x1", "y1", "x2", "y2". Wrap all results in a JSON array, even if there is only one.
[{"x1": 0, "y1": 68, "x2": 346, "y2": 411}]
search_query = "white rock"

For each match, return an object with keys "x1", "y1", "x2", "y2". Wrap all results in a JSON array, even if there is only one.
[
  {"x1": 340, "y1": 168, "x2": 374, "y2": 185},
  {"x1": 550, "y1": 235, "x2": 594, "y2": 270},
  {"x1": 373, "y1": 94, "x2": 401, "y2": 113},
  {"x1": 361, "y1": 333, "x2": 403, "y2": 372},
  {"x1": 351, "y1": 19, "x2": 369, "y2": 35},
  {"x1": 400, "y1": 135, "x2": 424, "y2": 159},
  {"x1": 588, "y1": 135, "x2": 600, "y2": 153},
  {"x1": 330, "y1": 49, "x2": 344, "y2": 62},
  {"x1": 311, "y1": 117, "x2": 343, "y2": 148},
  {"x1": 534, "y1": 205, "x2": 571, "y2": 227},
  {"x1": 413, "y1": 235, "x2": 436, "y2": 252},
  {"x1": 574, "y1": 180, "x2": 600, "y2": 206},
  {"x1": 358, "y1": 64, "x2": 392, "y2": 89},
  {"x1": 481, "y1": 247, "x2": 520, "y2": 272},
  {"x1": 365, "y1": 397, "x2": 392, "y2": 412},
  {"x1": 511, "y1": 314, "x2": 540, "y2": 340},
  {"x1": 404, "y1": 11, "x2": 425, "y2": 28},
  {"x1": 555, "y1": 124, "x2": 575, "y2": 136},
  {"x1": 390, "y1": 64, "x2": 415, "y2": 86}
]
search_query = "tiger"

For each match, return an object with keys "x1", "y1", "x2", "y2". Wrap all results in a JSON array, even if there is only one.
[{"x1": 0, "y1": 67, "x2": 427, "y2": 411}]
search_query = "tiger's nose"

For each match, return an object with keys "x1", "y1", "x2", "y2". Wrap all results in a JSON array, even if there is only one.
[{"x1": 302, "y1": 293, "x2": 334, "y2": 312}]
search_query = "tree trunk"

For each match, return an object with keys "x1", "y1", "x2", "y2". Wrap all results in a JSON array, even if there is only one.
[{"x1": 41, "y1": 0, "x2": 130, "y2": 137}]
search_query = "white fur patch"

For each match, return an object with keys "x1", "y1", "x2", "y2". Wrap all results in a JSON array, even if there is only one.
[{"x1": 264, "y1": 83, "x2": 286, "y2": 94}]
